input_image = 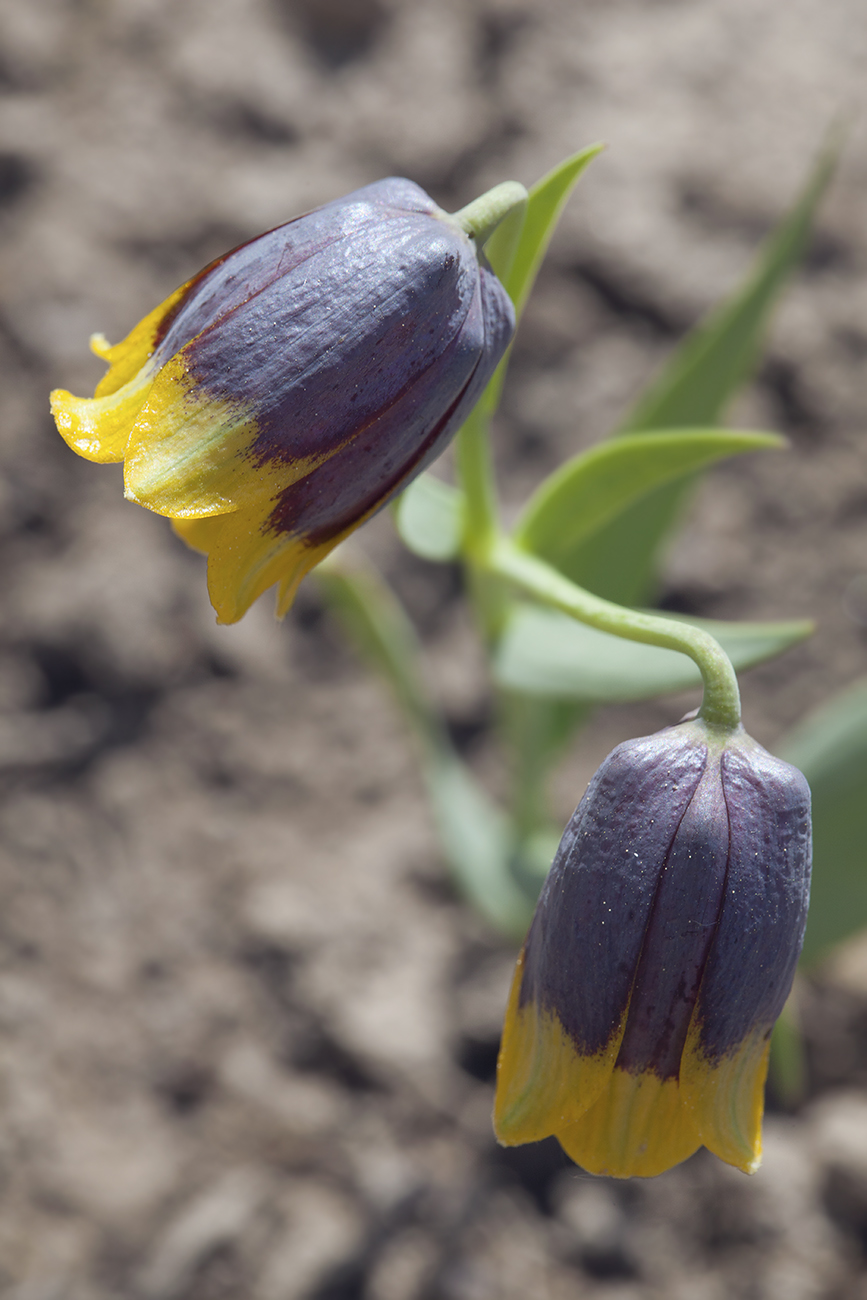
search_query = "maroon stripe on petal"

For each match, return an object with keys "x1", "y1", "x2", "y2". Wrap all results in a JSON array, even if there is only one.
[
  {"x1": 518, "y1": 730, "x2": 708, "y2": 1059},
  {"x1": 153, "y1": 210, "x2": 384, "y2": 361},
  {"x1": 615, "y1": 762, "x2": 730, "y2": 1079},
  {"x1": 692, "y1": 745, "x2": 811, "y2": 1059},
  {"x1": 267, "y1": 335, "x2": 483, "y2": 544},
  {"x1": 179, "y1": 218, "x2": 479, "y2": 468},
  {"x1": 262, "y1": 261, "x2": 513, "y2": 544},
  {"x1": 153, "y1": 180, "x2": 442, "y2": 362}
]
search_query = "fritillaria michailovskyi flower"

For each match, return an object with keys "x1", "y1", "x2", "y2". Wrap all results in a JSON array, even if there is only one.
[
  {"x1": 494, "y1": 716, "x2": 812, "y2": 1178},
  {"x1": 51, "y1": 178, "x2": 516, "y2": 622}
]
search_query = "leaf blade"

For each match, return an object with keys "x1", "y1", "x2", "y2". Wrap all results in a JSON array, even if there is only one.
[
  {"x1": 514, "y1": 428, "x2": 783, "y2": 576},
  {"x1": 315, "y1": 556, "x2": 532, "y2": 937},
  {"x1": 778, "y1": 678, "x2": 867, "y2": 966},
  {"x1": 494, "y1": 604, "x2": 813, "y2": 703},
  {"x1": 393, "y1": 471, "x2": 466, "y2": 561},
  {"x1": 482, "y1": 143, "x2": 604, "y2": 416},
  {"x1": 622, "y1": 139, "x2": 838, "y2": 433},
  {"x1": 563, "y1": 141, "x2": 838, "y2": 606},
  {"x1": 495, "y1": 143, "x2": 606, "y2": 318}
]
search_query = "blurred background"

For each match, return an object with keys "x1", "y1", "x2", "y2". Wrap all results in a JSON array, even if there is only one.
[{"x1": 0, "y1": 1, "x2": 866, "y2": 1296}]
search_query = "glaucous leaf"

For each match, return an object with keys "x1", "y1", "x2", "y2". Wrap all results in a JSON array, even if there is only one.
[
  {"x1": 481, "y1": 143, "x2": 604, "y2": 416},
  {"x1": 563, "y1": 142, "x2": 837, "y2": 607},
  {"x1": 489, "y1": 143, "x2": 606, "y2": 319},
  {"x1": 513, "y1": 428, "x2": 782, "y2": 575},
  {"x1": 425, "y1": 755, "x2": 533, "y2": 938},
  {"x1": 494, "y1": 604, "x2": 813, "y2": 703},
  {"x1": 393, "y1": 471, "x2": 466, "y2": 561},
  {"x1": 315, "y1": 556, "x2": 532, "y2": 937},
  {"x1": 621, "y1": 143, "x2": 838, "y2": 434},
  {"x1": 778, "y1": 678, "x2": 867, "y2": 966}
]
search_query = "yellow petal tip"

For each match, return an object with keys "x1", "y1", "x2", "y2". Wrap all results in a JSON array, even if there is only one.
[
  {"x1": 89, "y1": 332, "x2": 113, "y2": 359},
  {"x1": 556, "y1": 1069, "x2": 702, "y2": 1179}
]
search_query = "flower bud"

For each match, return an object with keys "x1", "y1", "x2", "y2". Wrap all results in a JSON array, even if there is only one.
[
  {"x1": 494, "y1": 716, "x2": 811, "y2": 1178},
  {"x1": 51, "y1": 179, "x2": 515, "y2": 623}
]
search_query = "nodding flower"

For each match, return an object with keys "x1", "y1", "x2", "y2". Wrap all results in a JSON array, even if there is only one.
[
  {"x1": 494, "y1": 715, "x2": 812, "y2": 1179},
  {"x1": 51, "y1": 178, "x2": 516, "y2": 623}
]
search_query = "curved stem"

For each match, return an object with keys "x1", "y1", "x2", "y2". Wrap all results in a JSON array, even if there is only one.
[
  {"x1": 449, "y1": 182, "x2": 529, "y2": 247},
  {"x1": 487, "y1": 535, "x2": 742, "y2": 730}
]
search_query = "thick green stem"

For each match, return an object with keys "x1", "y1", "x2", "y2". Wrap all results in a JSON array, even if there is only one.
[
  {"x1": 488, "y1": 536, "x2": 742, "y2": 731},
  {"x1": 449, "y1": 181, "x2": 529, "y2": 247},
  {"x1": 455, "y1": 407, "x2": 509, "y2": 641},
  {"x1": 455, "y1": 406, "x2": 498, "y2": 553}
]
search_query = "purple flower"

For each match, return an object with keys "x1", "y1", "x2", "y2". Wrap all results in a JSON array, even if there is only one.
[
  {"x1": 495, "y1": 716, "x2": 811, "y2": 1178},
  {"x1": 51, "y1": 178, "x2": 514, "y2": 622}
]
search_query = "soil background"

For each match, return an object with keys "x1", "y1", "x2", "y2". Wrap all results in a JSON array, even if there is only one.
[{"x1": 1, "y1": 1, "x2": 867, "y2": 1297}]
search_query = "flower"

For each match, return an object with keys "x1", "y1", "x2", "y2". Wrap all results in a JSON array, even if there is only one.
[
  {"x1": 494, "y1": 715, "x2": 812, "y2": 1179},
  {"x1": 51, "y1": 178, "x2": 515, "y2": 623}
]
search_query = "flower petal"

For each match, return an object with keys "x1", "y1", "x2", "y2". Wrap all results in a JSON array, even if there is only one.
[
  {"x1": 494, "y1": 948, "x2": 624, "y2": 1146},
  {"x1": 510, "y1": 733, "x2": 707, "y2": 1061},
  {"x1": 50, "y1": 367, "x2": 157, "y2": 463},
  {"x1": 198, "y1": 500, "x2": 339, "y2": 624},
  {"x1": 614, "y1": 758, "x2": 729, "y2": 1078},
  {"x1": 171, "y1": 515, "x2": 226, "y2": 555},
  {"x1": 692, "y1": 744, "x2": 812, "y2": 1058},
  {"x1": 556, "y1": 1068, "x2": 702, "y2": 1178},
  {"x1": 680, "y1": 1026, "x2": 769, "y2": 1174},
  {"x1": 49, "y1": 281, "x2": 195, "y2": 463},
  {"x1": 92, "y1": 283, "x2": 192, "y2": 397},
  {"x1": 123, "y1": 354, "x2": 331, "y2": 518},
  {"x1": 494, "y1": 730, "x2": 708, "y2": 1159}
]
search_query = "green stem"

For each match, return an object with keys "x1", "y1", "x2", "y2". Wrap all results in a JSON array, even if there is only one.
[
  {"x1": 455, "y1": 406, "x2": 499, "y2": 553},
  {"x1": 488, "y1": 535, "x2": 742, "y2": 730},
  {"x1": 455, "y1": 407, "x2": 509, "y2": 642},
  {"x1": 449, "y1": 181, "x2": 529, "y2": 247}
]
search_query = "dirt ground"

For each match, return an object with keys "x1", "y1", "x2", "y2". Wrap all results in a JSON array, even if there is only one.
[{"x1": 1, "y1": 1, "x2": 867, "y2": 1296}]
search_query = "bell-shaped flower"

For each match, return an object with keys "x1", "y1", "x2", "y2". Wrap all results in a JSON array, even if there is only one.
[
  {"x1": 51, "y1": 178, "x2": 515, "y2": 622},
  {"x1": 494, "y1": 716, "x2": 812, "y2": 1178}
]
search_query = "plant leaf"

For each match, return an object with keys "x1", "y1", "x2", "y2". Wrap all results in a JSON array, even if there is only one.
[
  {"x1": 494, "y1": 604, "x2": 813, "y2": 703},
  {"x1": 315, "y1": 556, "x2": 532, "y2": 938},
  {"x1": 514, "y1": 428, "x2": 782, "y2": 577},
  {"x1": 778, "y1": 678, "x2": 867, "y2": 966},
  {"x1": 563, "y1": 140, "x2": 838, "y2": 607},
  {"x1": 621, "y1": 144, "x2": 838, "y2": 434},
  {"x1": 482, "y1": 143, "x2": 604, "y2": 416},
  {"x1": 499, "y1": 690, "x2": 589, "y2": 839},
  {"x1": 424, "y1": 755, "x2": 532, "y2": 939},
  {"x1": 489, "y1": 142, "x2": 606, "y2": 319},
  {"x1": 393, "y1": 472, "x2": 466, "y2": 561},
  {"x1": 768, "y1": 989, "x2": 808, "y2": 1108}
]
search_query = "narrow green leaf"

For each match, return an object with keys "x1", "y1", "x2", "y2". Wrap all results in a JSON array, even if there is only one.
[
  {"x1": 481, "y1": 194, "x2": 527, "y2": 301},
  {"x1": 393, "y1": 471, "x2": 466, "y2": 561},
  {"x1": 491, "y1": 143, "x2": 606, "y2": 319},
  {"x1": 315, "y1": 559, "x2": 442, "y2": 748},
  {"x1": 499, "y1": 691, "x2": 588, "y2": 840},
  {"x1": 622, "y1": 141, "x2": 838, "y2": 434},
  {"x1": 482, "y1": 143, "x2": 604, "y2": 416},
  {"x1": 425, "y1": 756, "x2": 533, "y2": 939},
  {"x1": 768, "y1": 991, "x2": 807, "y2": 1108},
  {"x1": 778, "y1": 678, "x2": 867, "y2": 966},
  {"x1": 564, "y1": 140, "x2": 838, "y2": 607},
  {"x1": 315, "y1": 557, "x2": 531, "y2": 938},
  {"x1": 514, "y1": 428, "x2": 783, "y2": 576},
  {"x1": 494, "y1": 604, "x2": 813, "y2": 703}
]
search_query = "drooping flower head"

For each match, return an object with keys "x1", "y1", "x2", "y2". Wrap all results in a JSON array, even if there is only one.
[
  {"x1": 51, "y1": 178, "x2": 516, "y2": 623},
  {"x1": 494, "y1": 715, "x2": 812, "y2": 1179}
]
